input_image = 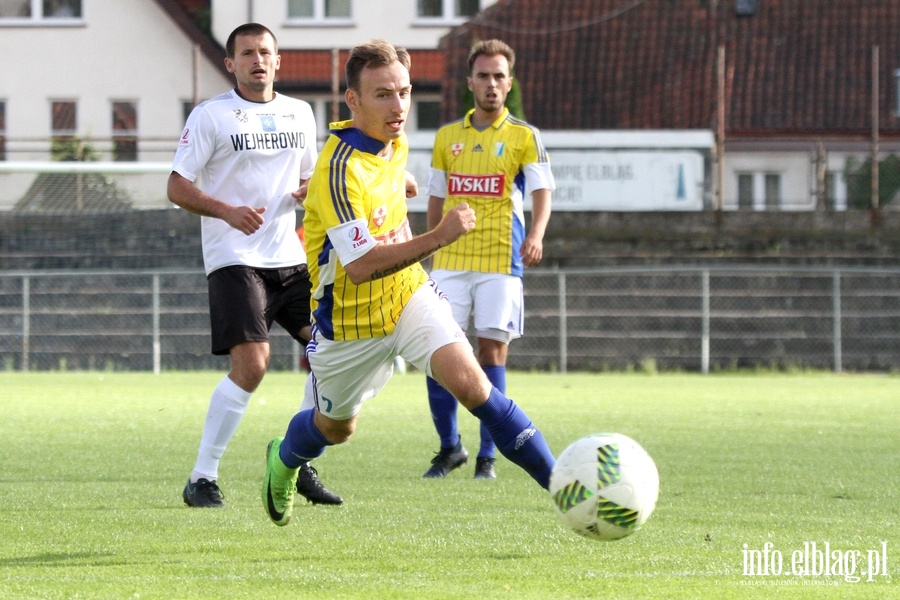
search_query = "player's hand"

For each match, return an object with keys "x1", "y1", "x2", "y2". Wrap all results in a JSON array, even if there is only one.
[
  {"x1": 226, "y1": 205, "x2": 266, "y2": 235},
  {"x1": 436, "y1": 203, "x2": 476, "y2": 245},
  {"x1": 520, "y1": 234, "x2": 544, "y2": 267},
  {"x1": 292, "y1": 182, "x2": 309, "y2": 205},
  {"x1": 405, "y1": 171, "x2": 418, "y2": 199}
]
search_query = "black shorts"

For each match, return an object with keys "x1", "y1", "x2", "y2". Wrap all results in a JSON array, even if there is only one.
[{"x1": 207, "y1": 265, "x2": 312, "y2": 355}]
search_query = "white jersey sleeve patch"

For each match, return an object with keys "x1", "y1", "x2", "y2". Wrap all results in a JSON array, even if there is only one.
[
  {"x1": 328, "y1": 218, "x2": 375, "y2": 266},
  {"x1": 524, "y1": 162, "x2": 556, "y2": 198},
  {"x1": 425, "y1": 167, "x2": 448, "y2": 198}
]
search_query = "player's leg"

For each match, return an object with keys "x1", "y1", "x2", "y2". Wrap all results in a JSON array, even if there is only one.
[
  {"x1": 262, "y1": 407, "x2": 357, "y2": 526},
  {"x1": 423, "y1": 271, "x2": 472, "y2": 477},
  {"x1": 262, "y1": 335, "x2": 394, "y2": 525},
  {"x1": 473, "y1": 339, "x2": 508, "y2": 478},
  {"x1": 184, "y1": 267, "x2": 270, "y2": 508},
  {"x1": 423, "y1": 376, "x2": 468, "y2": 477},
  {"x1": 430, "y1": 344, "x2": 555, "y2": 490},
  {"x1": 470, "y1": 273, "x2": 523, "y2": 478},
  {"x1": 397, "y1": 284, "x2": 554, "y2": 490},
  {"x1": 271, "y1": 265, "x2": 342, "y2": 505}
]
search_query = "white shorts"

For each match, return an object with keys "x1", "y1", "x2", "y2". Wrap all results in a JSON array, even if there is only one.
[
  {"x1": 431, "y1": 269, "x2": 524, "y2": 343},
  {"x1": 304, "y1": 281, "x2": 471, "y2": 420}
]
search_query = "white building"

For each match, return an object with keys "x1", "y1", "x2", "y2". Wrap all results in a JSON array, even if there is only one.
[{"x1": 3, "y1": 0, "x2": 887, "y2": 212}]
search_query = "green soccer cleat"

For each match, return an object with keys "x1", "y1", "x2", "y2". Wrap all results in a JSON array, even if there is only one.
[{"x1": 262, "y1": 437, "x2": 299, "y2": 526}]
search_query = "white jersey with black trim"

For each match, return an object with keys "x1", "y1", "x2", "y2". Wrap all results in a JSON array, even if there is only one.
[{"x1": 172, "y1": 89, "x2": 317, "y2": 275}]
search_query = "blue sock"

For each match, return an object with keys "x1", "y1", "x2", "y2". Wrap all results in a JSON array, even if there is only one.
[
  {"x1": 426, "y1": 376, "x2": 460, "y2": 449},
  {"x1": 279, "y1": 409, "x2": 330, "y2": 469},
  {"x1": 470, "y1": 387, "x2": 556, "y2": 489},
  {"x1": 478, "y1": 366, "x2": 508, "y2": 459}
]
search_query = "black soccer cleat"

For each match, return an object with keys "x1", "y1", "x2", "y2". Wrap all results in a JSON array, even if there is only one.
[
  {"x1": 473, "y1": 456, "x2": 497, "y2": 480},
  {"x1": 296, "y1": 464, "x2": 343, "y2": 505},
  {"x1": 423, "y1": 439, "x2": 469, "y2": 478},
  {"x1": 183, "y1": 478, "x2": 225, "y2": 508}
]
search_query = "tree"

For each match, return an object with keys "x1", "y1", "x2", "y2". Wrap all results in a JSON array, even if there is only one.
[
  {"x1": 15, "y1": 137, "x2": 133, "y2": 212},
  {"x1": 844, "y1": 155, "x2": 900, "y2": 210}
]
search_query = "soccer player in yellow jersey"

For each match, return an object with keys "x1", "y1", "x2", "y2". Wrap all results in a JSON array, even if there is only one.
[
  {"x1": 261, "y1": 39, "x2": 556, "y2": 527},
  {"x1": 422, "y1": 40, "x2": 555, "y2": 480}
]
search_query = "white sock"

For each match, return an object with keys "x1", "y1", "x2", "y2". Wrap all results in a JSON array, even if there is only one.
[{"x1": 190, "y1": 376, "x2": 252, "y2": 483}]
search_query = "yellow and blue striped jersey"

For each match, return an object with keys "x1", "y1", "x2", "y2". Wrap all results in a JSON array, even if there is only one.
[
  {"x1": 303, "y1": 121, "x2": 428, "y2": 341},
  {"x1": 429, "y1": 107, "x2": 551, "y2": 276}
]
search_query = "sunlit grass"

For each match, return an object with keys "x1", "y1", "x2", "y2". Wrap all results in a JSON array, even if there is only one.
[{"x1": 0, "y1": 371, "x2": 896, "y2": 598}]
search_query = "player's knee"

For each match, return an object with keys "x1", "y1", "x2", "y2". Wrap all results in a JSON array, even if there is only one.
[
  {"x1": 230, "y1": 362, "x2": 266, "y2": 391},
  {"x1": 448, "y1": 375, "x2": 493, "y2": 411},
  {"x1": 229, "y1": 342, "x2": 270, "y2": 391},
  {"x1": 316, "y1": 415, "x2": 356, "y2": 445}
]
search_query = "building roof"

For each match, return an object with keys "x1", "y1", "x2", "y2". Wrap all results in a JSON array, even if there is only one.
[
  {"x1": 439, "y1": 0, "x2": 900, "y2": 138},
  {"x1": 155, "y1": 0, "x2": 229, "y2": 80},
  {"x1": 163, "y1": 0, "x2": 446, "y2": 94},
  {"x1": 276, "y1": 49, "x2": 446, "y2": 93}
]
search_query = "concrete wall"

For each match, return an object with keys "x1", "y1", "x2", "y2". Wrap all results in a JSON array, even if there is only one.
[{"x1": 1, "y1": 209, "x2": 898, "y2": 270}]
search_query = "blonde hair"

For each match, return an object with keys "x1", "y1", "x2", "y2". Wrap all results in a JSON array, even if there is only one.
[{"x1": 346, "y1": 39, "x2": 411, "y2": 91}]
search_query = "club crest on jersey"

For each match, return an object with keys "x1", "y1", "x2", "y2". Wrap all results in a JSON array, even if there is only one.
[
  {"x1": 233, "y1": 109, "x2": 249, "y2": 123},
  {"x1": 495, "y1": 142, "x2": 505, "y2": 157},
  {"x1": 451, "y1": 143, "x2": 464, "y2": 156},
  {"x1": 259, "y1": 114, "x2": 277, "y2": 132},
  {"x1": 373, "y1": 205, "x2": 387, "y2": 228}
]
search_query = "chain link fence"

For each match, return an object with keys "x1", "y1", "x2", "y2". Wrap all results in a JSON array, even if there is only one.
[{"x1": 1, "y1": 266, "x2": 897, "y2": 373}]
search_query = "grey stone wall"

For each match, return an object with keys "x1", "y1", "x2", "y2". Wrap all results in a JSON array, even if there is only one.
[{"x1": 2, "y1": 208, "x2": 898, "y2": 270}]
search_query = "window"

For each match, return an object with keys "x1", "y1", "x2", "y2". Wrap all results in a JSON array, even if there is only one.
[
  {"x1": 181, "y1": 100, "x2": 195, "y2": 124},
  {"x1": 51, "y1": 100, "x2": 77, "y2": 159},
  {"x1": 416, "y1": 0, "x2": 480, "y2": 21},
  {"x1": 323, "y1": 99, "x2": 352, "y2": 124},
  {"x1": 112, "y1": 101, "x2": 137, "y2": 162},
  {"x1": 825, "y1": 172, "x2": 837, "y2": 209},
  {"x1": 412, "y1": 99, "x2": 441, "y2": 130},
  {"x1": 287, "y1": 0, "x2": 351, "y2": 21},
  {"x1": 736, "y1": 172, "x2": 782, "y2": 210},
  {"x1": 764, "y1": 173, "x2": 781, "y2": 209},
  {"x1": 0, "y1": 0, "x2": 81, "y2": 20},
  {"x1": 737, "y1": 173, "x2": 754, "y2": 210},
  {"x1": 895, "y1": 69, "x2": 900, "y2": 117},
  {"x1": 51, "y1": 100, "x2": 76, "y2": 137},
  {"x1": 0, "y1": 100, "x2": 6, "y2": 161},
  {"x1": 824, "y1": 171, "x2": 848, "y2": 210}
]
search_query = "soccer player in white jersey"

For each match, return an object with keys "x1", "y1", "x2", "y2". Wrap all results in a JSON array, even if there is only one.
[
  {"x1": 260, "y1": 39, "x2": 556, "y2": 527},
  {"x1": 422, "y1": 40, "x2": 555, "y2": 480},
  {"x1": 168, "y1": 23, "x2": 341, "y2": 508}
]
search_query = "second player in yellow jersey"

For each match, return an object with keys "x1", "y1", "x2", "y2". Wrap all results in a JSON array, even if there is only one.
[
  {"x1": 422, "y1": 39, "x2": 555, "y2": 481},
  {"x1": 428, "y1": 106, "x2": 554, "y2": 276}
]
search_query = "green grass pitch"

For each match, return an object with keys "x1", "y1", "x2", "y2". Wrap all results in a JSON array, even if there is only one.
[{"x1": 0, "y1": 371, "x2": 896, "y2": 599}]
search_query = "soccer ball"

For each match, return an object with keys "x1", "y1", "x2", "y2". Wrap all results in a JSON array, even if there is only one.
[{"x1": 549, "y1": 433, "x2": 659, "y2": 541}]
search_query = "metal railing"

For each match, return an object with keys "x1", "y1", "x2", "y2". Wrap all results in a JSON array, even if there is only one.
[{"x1": 1, "y1": 266, "x2": 898, "y2": 373}]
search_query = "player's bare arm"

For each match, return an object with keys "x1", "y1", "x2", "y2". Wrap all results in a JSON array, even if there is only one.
[
  {"x1": 426, "y1": 195, "x2": 446, "y2": 231},
  {"x1": 344, "y1": 202, "x2": 476, "y2": 284},
  {"x1": 167, "y1": 172, "x2": 266, "y2": 235},
  {"x1": 521, "y1": 188, "x2": 552, "y2": 267}
]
